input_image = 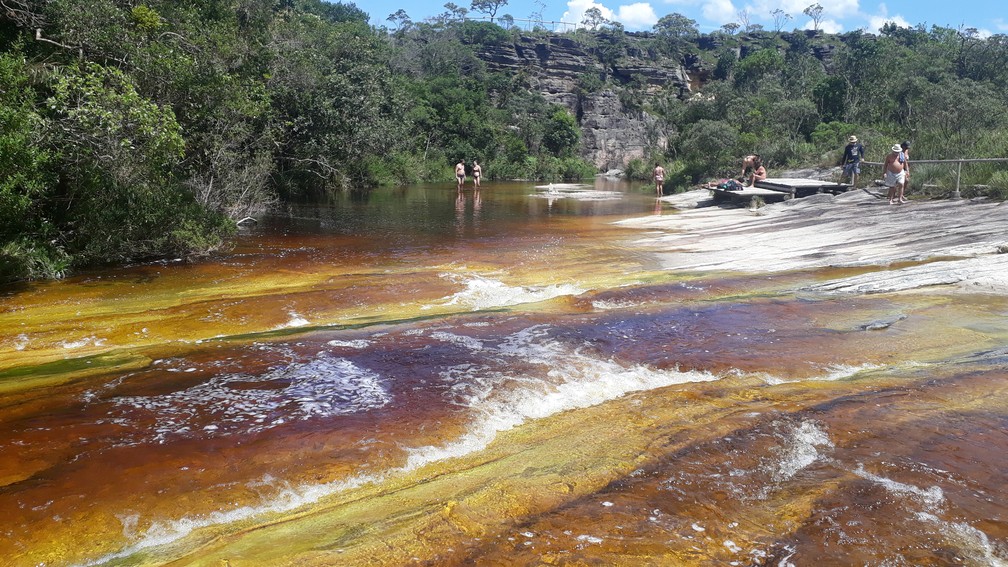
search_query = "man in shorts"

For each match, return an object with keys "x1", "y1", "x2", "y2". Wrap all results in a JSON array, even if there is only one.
[
  {"x1": 883, "y1": 144, "x2": 908, "y2": 204},
  {"x1": 455, "y1": 160, "x2": 466, "y2": 190},
  {"x1": 841, "y1": 135, "x2": 865, "y2": 188}
]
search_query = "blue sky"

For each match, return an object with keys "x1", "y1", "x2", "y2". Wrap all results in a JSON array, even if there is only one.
[{"x1": 355, "y1": 0, "x2": 1006, "y2": 36}]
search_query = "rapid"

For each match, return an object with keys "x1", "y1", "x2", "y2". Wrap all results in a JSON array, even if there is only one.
[{"x1": 1, "y1": 180, "x2": 1006, "y2": 566}]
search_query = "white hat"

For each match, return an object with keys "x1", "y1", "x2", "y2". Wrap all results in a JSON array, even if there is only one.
[
  {"x1": 891, "y1": 144, "x2": 902, "y2": 152},
  {"x1": 848, "y1": 135, "x2": 858, "y2": 143}
]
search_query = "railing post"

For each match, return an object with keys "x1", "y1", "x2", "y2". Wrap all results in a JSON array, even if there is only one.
[{"x1": 953, "y1": 160, "x2": 962, "y2": 199}]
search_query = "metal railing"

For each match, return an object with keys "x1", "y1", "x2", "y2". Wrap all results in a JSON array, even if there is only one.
[{"x1": 862, "y1": 157, "x2": 1008, "y2": 198}]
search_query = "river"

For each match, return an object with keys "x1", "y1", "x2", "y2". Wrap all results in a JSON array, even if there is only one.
[{"x1": 1, "y1": 179, "x2": 1006, "y2": 566}]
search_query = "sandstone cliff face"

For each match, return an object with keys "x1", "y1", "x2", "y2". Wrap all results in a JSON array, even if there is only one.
[
  {"x1": 474, "y1": 34, "x2": 690, "y2": 170},
  {"x1": 472, "y1": 31, "x2": 836, "y2": 170}
]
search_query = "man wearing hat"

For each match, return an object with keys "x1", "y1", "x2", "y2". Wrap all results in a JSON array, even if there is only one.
[
  {"x1": 883, "y1": 143, "x2": 910, "y2": 204},
  {"x1": 841, "y1": 135, "x2": 865, "y2": 188}
]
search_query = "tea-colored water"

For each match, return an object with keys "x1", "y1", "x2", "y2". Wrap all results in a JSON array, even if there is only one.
[{"x1": 1, "y1": 181, "x2": 1005, "y2": 566}]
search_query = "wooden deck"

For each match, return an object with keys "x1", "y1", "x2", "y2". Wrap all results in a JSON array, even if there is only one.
[
  {"x1": 754, "y1": 178, "x2": 851, "y2": 197},
  {"x1": 709, "y1": 178, "x2": 850, "y2": 204}
]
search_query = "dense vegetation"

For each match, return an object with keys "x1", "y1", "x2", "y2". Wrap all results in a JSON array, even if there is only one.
[{"x1": 2, "y1": 1, "x2": 1007, "y2": 281}]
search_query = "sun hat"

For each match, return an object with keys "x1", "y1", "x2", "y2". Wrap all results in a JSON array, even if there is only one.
[
  {"x1": 891, "y1": 144, "x2": 902, "y2": 152},
  {"x1": 848, "y1": 135, "x2": 858, "y2": 143}
]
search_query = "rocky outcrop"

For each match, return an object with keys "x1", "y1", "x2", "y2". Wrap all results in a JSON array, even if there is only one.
[
  {"x1": 472, "y1": 31, "x2": 838, "y2": 170},
  {"x1": 473, "y1": 34, "x2": 688, "y2": 170}
]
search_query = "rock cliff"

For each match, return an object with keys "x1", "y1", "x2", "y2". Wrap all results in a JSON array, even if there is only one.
[
  {"x1": 471, "y1": 31, "x2": 838, "y2": 171},
  {"x1": 472, "y1": 34, "x2": 690, "y2": 170}
]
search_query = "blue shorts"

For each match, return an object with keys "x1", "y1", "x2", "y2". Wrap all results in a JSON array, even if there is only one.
[{"x1": 843, "y1": 162, "x2": 861, "y2": 176}]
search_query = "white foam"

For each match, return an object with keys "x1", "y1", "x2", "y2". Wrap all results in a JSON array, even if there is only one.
[
  {"x1": 916, "y1": 512, "x2": 1008, "y2": 567},
  {"x1": 853, "y1": 464, "x2": 944, "y2": 509},
  {"x1": 530, "y1": 189, "x2": 623, "y2": 202},
  {"x1": 430, "y1": 331, "x2": 485, "y2": 352},
  {"x1": 85, "y1": 326, "x2": 725, "y2": 566},
  {"x1": 406, "y1": 325, "x2": 721, "y2": 471},
  {"x1": 326, "y1": 339, "x2": 371, "y2": 349},
  {"x1": 62, "y1": 336, "x2": 106, "y2": 349},
  {"x1": 769, "y1": 420, "x2": 833, "y2": 486},
  {"x1": 112, "y1": 355, "x2": 390, "y2": 442},
  {"x1": 281, "y1": 311, "x2": 309, "y2": 328},
  {"x1": 434, "y1": 274, "x2": 584, "y2": 311}
]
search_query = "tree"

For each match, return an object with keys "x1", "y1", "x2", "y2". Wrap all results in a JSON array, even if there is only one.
[
  {"x1": 803, "y1": 3, "x2": 824, "y2": 32},
  {"x1": 387, "y1": 9, "x2": 412, "y2": 32},
  {"x1": 771, "y1": 8, "x2": 792, "y2": 33},
  {"x1": 542, "y1": 108, "x2": 580, "y2": 157},
  {"x1": 653, "y1": 13, "x2": 698, "y2": 58},
  {"x1": 582, "y1": 7, "x2": 607, "y2": 31},
  {"x1": 721, "y1": 22, "x2": 741, "y2": 35},
  {"x1": 469, "y1": 0, "x2": 508, "y2": 22},
  {"x1": 443, "y1": 3, "x2": 468, "y2": 22}
]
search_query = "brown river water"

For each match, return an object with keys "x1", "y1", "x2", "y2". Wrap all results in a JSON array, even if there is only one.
[{"x1": 1, "y1": 180, "x2": 1006, "y2": 566}]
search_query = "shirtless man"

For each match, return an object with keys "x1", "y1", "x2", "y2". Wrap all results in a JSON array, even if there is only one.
[
  {"x1": 746, "y1": 155, "x2": 767, "y2": 187},
  {"x1": 741, "y1": 154, "x2": 760, "y2": 179},
  {"x1": 883, "y1": 144, "x2": 909, "y2": 204},
  {"x1": 472, "y1": 160, "x2": 482, "y2": 189},
  {"x1": 455, "y1": 160, "x2": 466, "y2": 190},
  {"x1": 653, "y1": 162, "x2": 666, "y2": 196}
]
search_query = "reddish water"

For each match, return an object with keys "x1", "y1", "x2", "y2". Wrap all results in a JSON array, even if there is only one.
[{"x1": 1, "y1": 181, "x2": 1006, "y2": 566}]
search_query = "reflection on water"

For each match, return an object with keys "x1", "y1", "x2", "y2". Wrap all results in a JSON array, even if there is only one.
[{"x1": 1, "y1": 180, "x2": 1006, "y2": 566}]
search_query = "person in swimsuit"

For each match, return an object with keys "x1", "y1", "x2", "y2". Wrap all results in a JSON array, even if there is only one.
[
  {"x1": 653, "y1": 162, "x2": 665, "y2": 196},
  {"x1": 472, "y1": 160, "x2": 482, "y2": 189},
  {"x1": 455, "y1": 160, "x2": 465, "y2": 190}
]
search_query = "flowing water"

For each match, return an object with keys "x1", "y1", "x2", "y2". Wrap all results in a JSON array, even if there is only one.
[{"x1": 1, "y1": 180, "x2": 1006, "y2": 566}]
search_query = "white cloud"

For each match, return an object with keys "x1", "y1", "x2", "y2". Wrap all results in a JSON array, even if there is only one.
[
  {"x1": 867, "y1": 14, "x2": 910, "y2": 31},
  {"x1": 816, "y1": 18, "x2": 844, "y2": 33},
  {"x1": 561, "y1": 0, "x2": 659, "y2": 30},
  {"x1": 618, "y1": 3, "x2": 659, "y2": 29},
  {"x1": 702, "y1": 0, "x2": 737, "y2": 24},
  {"x1": 561, "y1": 0, "x2": 616, "y2": 28}
]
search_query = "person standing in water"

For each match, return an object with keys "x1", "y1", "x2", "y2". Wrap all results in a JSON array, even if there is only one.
[
  {"x1": 455, "y1": 160, "x2": 466, "y2": 191},
  {"x1": 472, "y1": 160, "x2": 482, "y2": 189},
  {"x1": 653, "y1": 162, "x2": 666, "y2": 196}
]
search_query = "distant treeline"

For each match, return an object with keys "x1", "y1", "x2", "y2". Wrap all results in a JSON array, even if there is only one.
[{"x1": 2, "y1": 1, "x2": 1007, "y2": 281}]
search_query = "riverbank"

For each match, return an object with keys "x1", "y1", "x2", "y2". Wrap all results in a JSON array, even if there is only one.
[{"x1": 623, "y1": 186, "x2": 1008, "y2": 295}]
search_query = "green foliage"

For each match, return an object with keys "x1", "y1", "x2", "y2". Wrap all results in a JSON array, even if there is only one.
[
  {"x1": 6, "y1": 3, "x2": 1008, "y2": 281},
  {"x1": 131, "y1": 5, "x2": 164, "y2": 32},
  {"x1": 457, "y1": 21, "x2": 509, "y2": 46},
  {"x1": 734, "y1": 49, "x2": 784, "y2": 88},
  {"x1": 681, "y1": 119, "x2": 740, "y2": 181},
  {"x1": 542, "y1": 108, "x2": 580, "y2": 157}
]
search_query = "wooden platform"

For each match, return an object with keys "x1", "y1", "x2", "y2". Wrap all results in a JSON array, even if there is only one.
[
  {"x1": 709, "y1": 186, "x2": 791, "y2": 204},
  {"x1": 754, "y1": 178, "x2": 850, "y2": 197}
]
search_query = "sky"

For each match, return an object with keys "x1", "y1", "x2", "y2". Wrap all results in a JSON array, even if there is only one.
[{"x1": 356, "y1": 0, "x2": 1006, "y2": 37}]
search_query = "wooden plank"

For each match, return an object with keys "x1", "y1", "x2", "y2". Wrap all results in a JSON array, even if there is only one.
[
  {"x1": 755, "y1": 178, "x2": 849, "y2": 197},
  {"x1": 709, "y1": 186, "x2": 791, "y2": 204}
]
